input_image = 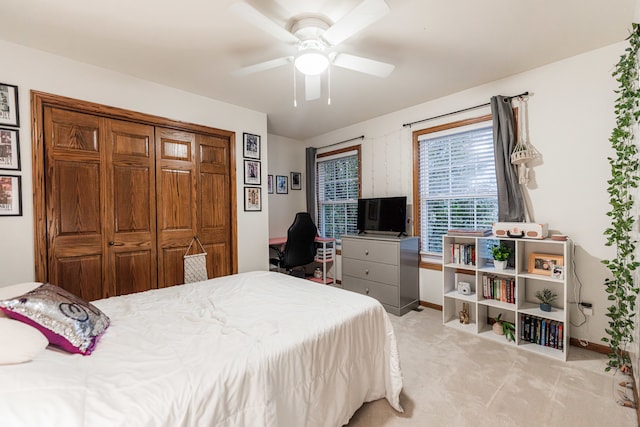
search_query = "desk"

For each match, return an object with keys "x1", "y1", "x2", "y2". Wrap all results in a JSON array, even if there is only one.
[{"x1": 269, "y1": 236, "x2": 335, "y2": 285}]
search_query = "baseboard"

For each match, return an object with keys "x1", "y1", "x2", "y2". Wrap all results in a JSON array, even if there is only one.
[
  {"x1": 419, "y1": 300, "x2": 442, "y2": 311},
  {"x1": 568, "y1": 338, "x2": 610, "y2": 355}
]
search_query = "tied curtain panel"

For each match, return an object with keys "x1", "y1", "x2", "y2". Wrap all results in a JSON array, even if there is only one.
[
  {"x1": 491, "y1": 95, "x2": 526, "y2": 222},
  {"x1": 305, "y1": 147, "x2": 317, "y2": 219}
]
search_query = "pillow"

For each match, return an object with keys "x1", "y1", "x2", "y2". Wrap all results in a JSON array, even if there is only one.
[
  {"x1": 0, "y1": 283, "x2": 40, "y2": 318},
  {"x1": 0, "y1": 284, "x2": 110, "y2": 355},
  {"x1": 0, "y1": 318, "x2": 48, "y2": 364}
]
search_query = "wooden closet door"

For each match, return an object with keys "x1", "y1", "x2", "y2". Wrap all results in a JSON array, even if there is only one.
[
  {"x1": 43, "y1": 107, "x2": 105, "y2": 301},
  {"x1": 197, "y1": 134, "x2": 233, "y2": 277},
  {"x1": 156, "y1": 128, "x2": 198, "y2": 288},
  {"x1": 105, "y1": 119, "x2": 157, "y2": 296}
]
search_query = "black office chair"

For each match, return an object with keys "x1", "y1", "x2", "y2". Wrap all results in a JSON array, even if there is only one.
[{"x1": 270, "y1": 212, "x2": 318, "y2": 277}]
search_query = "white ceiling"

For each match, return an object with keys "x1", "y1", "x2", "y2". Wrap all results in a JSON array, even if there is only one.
[{"x1": 0, "y1": 0, "x2": 634, "y2": 140}]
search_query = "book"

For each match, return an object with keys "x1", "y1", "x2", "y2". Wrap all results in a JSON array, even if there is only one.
[{"x1": 446, "y1": 228, "x2": 492, "y2": 237}]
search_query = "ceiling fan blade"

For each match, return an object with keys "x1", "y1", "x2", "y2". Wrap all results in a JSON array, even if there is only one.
[
  {"x1": 233, "y1": 56, "x2": 293, "y2": 77},
  {"x1": 305, "y1": 75, "x2": 321, "y2": 100},
  {"x1": 331, "y1": 53, "x2": 394, "y2": 78},
  {"x1": 321, "y1": 0, "x2": 389, "y2": 46},
  {"x1": 230, "y1": 1, "x2": 300, "y2": 44}
]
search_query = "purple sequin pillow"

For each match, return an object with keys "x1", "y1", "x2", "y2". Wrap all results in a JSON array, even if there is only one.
[{"x1": 0, "y1": 284, "x2": 110, "y2": 355}]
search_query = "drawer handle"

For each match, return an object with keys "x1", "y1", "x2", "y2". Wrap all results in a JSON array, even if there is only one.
[
  {"x1": 365, "y1": 288, "x2": 370, "y2": 295},
  {"x1": 365, "y1": 269, "x2": 369, "y2": 275},
  {"x1": 109, "y1": 241, "x2": 124, "y2": 246},
  {"x1": 365, "y1": 250, "x2": 369, "y2": 255}
]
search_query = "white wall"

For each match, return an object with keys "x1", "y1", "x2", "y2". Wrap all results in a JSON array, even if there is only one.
[
  {"x1": 0, "y1": 40, "x2": 269, "y2": 286},
  {"x1": 266, "y1": 134, "x2": 307, "y2": 237},
  {"x1": 305, "y1": 41, "x2": 625, "y2": 345}
]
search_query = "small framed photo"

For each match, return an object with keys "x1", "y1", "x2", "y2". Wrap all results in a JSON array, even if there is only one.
[
  {"x1": 290, "y1": 171, "x2": 302, "y2": 190},
  {"x1": 0, "y1": 83, "x2": 19, "y2": 127},
  {"x1": 243, "y1": 133, "x2": 260, "y2": 159},
  {"x1": 528, "y1": 253, "x2": 564, "y2": 276},
  {"x1": 276, "y1": 175, "x2": 288, "y2": 194},
  {"x1": 267, "y1": 174, "x2": 274, "y2": 194},
  {"x1": 0, "y1": 174, "x2": 22, "y2": 216},
  {"x1": 0, "y1": 127, "x2": 20, "y2": 170},
  {"x1": 244, "y1": 160, "x2": 261, "y2": 185},
  {"x1": 244, "y1": 187, "x2": 261, "y2": 211}
]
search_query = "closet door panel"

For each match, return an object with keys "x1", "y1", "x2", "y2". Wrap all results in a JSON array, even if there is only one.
[
  {"x1": 44, "y1": 107, "x2": 107, "y2": 300},
  {"x1": 197, "y1": 134, "x2": 233, "y2": 277},
  {"x1": 106, "y1": 119, "x2": 157, "y2": 296},
  {"x1": 156, "y1": 128, "x2": 197, "y2": 288}
]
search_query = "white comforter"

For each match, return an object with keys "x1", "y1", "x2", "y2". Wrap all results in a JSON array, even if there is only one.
[{"x1": 0, "y1": 271, "x2": 403, "y2": 427}]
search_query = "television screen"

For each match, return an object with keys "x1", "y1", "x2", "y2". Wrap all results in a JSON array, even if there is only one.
[{"x1": 357, "y1": 196, "x2": 407, "y2": 235}]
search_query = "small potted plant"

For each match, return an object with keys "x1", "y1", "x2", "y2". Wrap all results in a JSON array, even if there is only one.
[
  {"x1": 491, "y1": 243, "x2": 512, "y2": 270},
  {"x1": 535, "y1": 288, "x2": 557, "y2": 312},
  {"x1": 491, "y1": 313, "x2": 515, "y2": 342}
]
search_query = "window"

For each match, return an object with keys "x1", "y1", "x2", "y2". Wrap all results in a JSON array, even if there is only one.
[
  {"x1": 414, "y1": 115, "x2": 498, "y2": 255},
  {"x1": 316, "y1": 146, "x2": 361, "y2": 240}
]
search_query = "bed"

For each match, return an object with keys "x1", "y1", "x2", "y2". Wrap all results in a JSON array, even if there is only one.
[{"x1": 0, "y1": 271, "x2": 403, "y2": 427}]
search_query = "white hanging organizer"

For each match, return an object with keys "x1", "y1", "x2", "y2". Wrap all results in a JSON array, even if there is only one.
[
  {"x1": 510, "y1": 96, "x2": 538, "y2": 222},
  {"x1": 511, "y1": 96, "x2": 538, "y2": 184},
  {"x1": 183, "y1": 236, "x2": 208, "y2": 284}
]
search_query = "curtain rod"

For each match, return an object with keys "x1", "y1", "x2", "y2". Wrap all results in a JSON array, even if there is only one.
[
  {"x1": 402, "y1": 91, "x2": 530, "y2": 128},
  {"x1": 317, "y1": 135, "x2": 365, "y2": 149}
]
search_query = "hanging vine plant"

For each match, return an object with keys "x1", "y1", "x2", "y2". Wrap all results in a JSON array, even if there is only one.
[{"x1": 602, "y1": 23, "x2": 640, "y2": 372}]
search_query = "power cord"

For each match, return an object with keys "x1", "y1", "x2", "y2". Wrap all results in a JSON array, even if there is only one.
[{"x1": 569, "y1": 242, "x2": 589, "y2": 347}]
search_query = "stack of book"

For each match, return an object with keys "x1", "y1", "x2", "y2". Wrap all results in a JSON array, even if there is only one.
[
  {"x1": 520, "y1": 314, "x2": 563, "y2": 350},
  {"x1": 481, "y1": 274, "x2": 515, "y2": 303},
  {"x1": 446, "y1": 228, "x2": 492, "y2": 237},
  {"x1": 316, "y1": 247, "x2": 333, "y2": 261}
]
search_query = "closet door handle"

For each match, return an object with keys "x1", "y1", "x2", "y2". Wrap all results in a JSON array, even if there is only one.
[{"x1": 108, "y1": 241, "x2": 124, "y2": 246}]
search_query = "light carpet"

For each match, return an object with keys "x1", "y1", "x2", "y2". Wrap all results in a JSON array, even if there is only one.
[{"x1": 345, "y1": 307, "x2": 636, "y2": 427}]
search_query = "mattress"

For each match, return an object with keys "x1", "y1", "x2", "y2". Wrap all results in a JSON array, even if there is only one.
[{"x1": 0, "y1": 271, "x2": 403, "y2": 427}]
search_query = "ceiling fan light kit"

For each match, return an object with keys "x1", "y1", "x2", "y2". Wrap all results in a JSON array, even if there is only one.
[{"x1": 294, "y1": 40, "x2": 329, "y2": 75}]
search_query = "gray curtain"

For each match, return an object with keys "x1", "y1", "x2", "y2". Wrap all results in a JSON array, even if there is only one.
[
  {"x1": 305, "y1": 147, "x2": 317, "y2": 221},
  {"x1": 491, "y1": 95, "x2": 526, "y2": 222}
]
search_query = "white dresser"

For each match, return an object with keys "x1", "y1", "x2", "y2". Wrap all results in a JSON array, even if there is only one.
[{"x1": 341, "y1": 234, "x2": 419, "y2": 316}]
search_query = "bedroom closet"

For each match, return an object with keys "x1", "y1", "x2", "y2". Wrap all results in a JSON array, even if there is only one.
[{"x1": 32, "y1": 91, "x2": 237, "y2": 301}]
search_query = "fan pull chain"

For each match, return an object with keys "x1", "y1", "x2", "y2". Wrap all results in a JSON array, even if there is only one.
[
  {"x1": 327, "y1": 66, "x2": 331, "y2": 105},
  {"x1": 293, "y1": 62, "x2": 297, "y2": 107}
]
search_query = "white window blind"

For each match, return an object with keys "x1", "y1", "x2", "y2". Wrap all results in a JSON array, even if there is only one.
[
  {"x1": 317, "y1": 153, "x2": 359, "y2": 239},
  {"x1": 418, "y1": 125, "x2": 498, "y2": 254}
]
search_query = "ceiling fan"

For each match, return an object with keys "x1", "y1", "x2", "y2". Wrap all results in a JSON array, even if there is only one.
[{"x1": 230, "y1": 0, "x2": 395, "y2": 102}]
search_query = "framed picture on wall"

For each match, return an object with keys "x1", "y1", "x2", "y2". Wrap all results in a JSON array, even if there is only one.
[
  {"x1": 0, "y1": 127, "x2": 20, "y2": 170},
  {"x1": 0, "y1": 83, "x2": 19, "y2": 127},
  {"x1": 290, "y1": 172, "x2": 301, "y2": 190},
  {"x1": 244, "y1": 160, "x2": 261, "y2": 185},
  {"x1": 244, "y1": 187, "x2": 261, "y2": 211},
  {"x1": 267, "y1": 174, "x2": 274, "y2": 194},
  {"x1": 0, "y1": 174, "x2": 22, "y2": 216},
  {"x1": 243, "y1": 133, "x2": 260, "y2": 159},
  {"x1": 276, "y1": 175, "x2": 288, "y2": 194}
]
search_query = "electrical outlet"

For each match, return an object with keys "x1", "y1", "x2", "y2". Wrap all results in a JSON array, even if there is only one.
[{"x1": 581, "y1": 302, "x2": 593, "y2": 316}]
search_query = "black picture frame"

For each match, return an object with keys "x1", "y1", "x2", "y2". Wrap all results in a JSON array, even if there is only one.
[
  {"x1": 244, "y1": 187, "x2": 262, "y2": 211},
  {"x1": 267, "y1": 174, "x2": 274, "y2": 194},
  {"x1": 290, "y1": 171, "x2": 302, "y2": 190},
  {"x1": 0, "y1": 83, "x2": 19, "y2": 128},
  {"x1": 244, "y1": 160, "x2": 261, "y2": 185},
  {"x1": 276, "y1": 175, "x2": 288, "y2": 194},
  {"x1": 243, "y1": 133, "x2": 260, "y2": 159},
  {"x1": 0, "y1": 127, "x2": 20, "y2": 171},
  {"x1": 0, "y1": 174, "x2": 22, "y2": 216}
]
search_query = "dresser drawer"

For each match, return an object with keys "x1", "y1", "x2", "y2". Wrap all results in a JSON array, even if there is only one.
[
  {"x1": 342, "y1": 258, "x2": 398, "y2": 285},
  {"x1": 342, "y1": 238, "x2": 398, "y2": 265},
  {"x1": 342, "y1": 276, "x2": 397, "y2": 307}
]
